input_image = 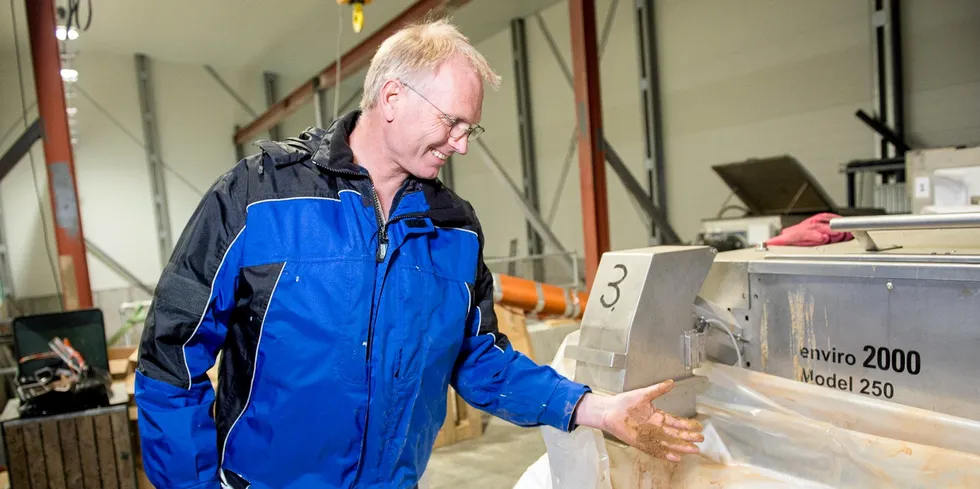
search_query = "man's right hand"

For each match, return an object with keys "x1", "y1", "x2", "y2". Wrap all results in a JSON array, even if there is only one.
[{"x1": 573, "y1": 379, "x2": 705, "y2": 462}]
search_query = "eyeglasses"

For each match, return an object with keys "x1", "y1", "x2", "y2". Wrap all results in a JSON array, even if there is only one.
[{"x1": 400, "y1": 81, "x2": 485, "y2": 141}]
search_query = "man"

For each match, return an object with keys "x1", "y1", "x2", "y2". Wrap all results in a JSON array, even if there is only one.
[{"x1": 135, "y1": 18, "x2": 703, "y2": 489}]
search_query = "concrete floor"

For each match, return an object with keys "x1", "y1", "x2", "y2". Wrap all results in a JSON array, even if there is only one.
[{"x1": 423, "y1": 416, "x2": 546, "y2": 489}]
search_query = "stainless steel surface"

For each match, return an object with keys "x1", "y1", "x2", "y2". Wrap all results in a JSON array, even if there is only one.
[
  {"x1": 851, "y1": 229, "x2": 902, "y2": 252},
  {"x1": 749, "y1": 258, "x2": 980, "y2": 282},
  {"x1": 565, "y1": 345, "x2": 626, "y2": 369},
  {"x1": 830, "y1": 212, "x2": 980, "y2": 232},
  {"x1": 571, "y1": 246, "x2": 715, "y2": 401},
  {"x1": 749, "y1": 258, "x2": 980, "y2": 420},
  {"x1": 568, "y1": 234, "x2": 980, "y2": 425},
  {"x1": 682, "y1": 330, "x2": 706, "y2": 369},
  {"x1": 765, "y1": 253, "x2": 980, "y2": 264},
  {"x1": 692, "y1": 295, "x2": 743, "y2": 339}
]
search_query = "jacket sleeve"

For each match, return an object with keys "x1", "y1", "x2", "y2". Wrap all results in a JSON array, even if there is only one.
[
  {"x1": 450, "y1": 217, "x2": 591, "y2": 433},
  {"x1": 134, "y1": 164, "x2": 248, "y2": 489}
]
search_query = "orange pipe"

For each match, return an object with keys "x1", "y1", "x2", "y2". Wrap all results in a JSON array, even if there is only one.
[{"x1": 492, "y1": 274, "x2": 588, "y2": 320}]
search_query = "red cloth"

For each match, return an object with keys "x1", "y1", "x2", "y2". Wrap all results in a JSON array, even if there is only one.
[{"x1": 765, "y1": 212, "x2": 854, "y2": 247}]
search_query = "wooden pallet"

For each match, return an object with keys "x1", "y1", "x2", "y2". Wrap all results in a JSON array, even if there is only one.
[{"x1": 1, "y1": 393, "x2": 138, "y2": 489}]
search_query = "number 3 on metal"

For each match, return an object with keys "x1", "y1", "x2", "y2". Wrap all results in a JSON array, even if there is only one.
[{"x1": 600, "y1": 264, "x2": 627, "y2": 309}]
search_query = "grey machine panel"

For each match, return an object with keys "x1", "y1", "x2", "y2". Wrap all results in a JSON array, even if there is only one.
[
  {"x1": 748, "y1": 256, "x2": 980, "y2": 420},
  {"x1": 566, "y1": 246, "x2": 716, "y2": 417}
]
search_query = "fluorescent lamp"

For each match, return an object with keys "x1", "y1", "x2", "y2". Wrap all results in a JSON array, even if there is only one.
[{"x1": 55, "y1": 26, "x2": 79, "y2": 41}]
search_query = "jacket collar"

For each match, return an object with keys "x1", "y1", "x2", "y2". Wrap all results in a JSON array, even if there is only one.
[
  {"x1": 300, "y1": 110, "x2": 464, "y2": 220},
  {"x1": 309, "y1": 109, "x2": 368, "y2": 176}
]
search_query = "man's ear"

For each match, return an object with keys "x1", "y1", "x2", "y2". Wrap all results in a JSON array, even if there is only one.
[{"x1": 380, "y1": 79, "x2": 400, "y2": 122}]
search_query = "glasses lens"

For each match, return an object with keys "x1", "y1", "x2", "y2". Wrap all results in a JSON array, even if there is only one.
[
  {"x1": 448, "y1": 123, "x2": 484, "y2": 141},
  {"x1": 449, "y1": 124, "x2": 465, "y2": 139}
]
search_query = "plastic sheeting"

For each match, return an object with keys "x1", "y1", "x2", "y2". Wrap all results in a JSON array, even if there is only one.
[{"x1": 517, "y1": 330, "x2": 980, "y2": 488}]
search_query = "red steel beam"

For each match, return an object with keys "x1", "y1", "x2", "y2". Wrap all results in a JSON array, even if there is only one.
[
  {"x1": 568, "y1": 0, "x2": 610, "y2": 290},
  {"x1": 25, "y1": 0, "x2": 94, "y2": 310},
  {"x1": 234, "y1": 0, "x2": 473, "y2": 146}
]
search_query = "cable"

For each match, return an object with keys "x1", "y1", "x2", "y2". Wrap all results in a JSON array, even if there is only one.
[
  {"x1": 705, "y1": 318, "x2": 743, "y2": 367},
  {"x1": 332, "y1": 1, "x2": 344, "y2": 120},
  {"x1": 11, "y1": 0, "x2": 66, "y2": 310},
  {"x1": 63, "y1": 0, "x2": 93, "y2": 32},
  {"x1": 716, "y1": 205, "x2": 749, "y2": 219}
]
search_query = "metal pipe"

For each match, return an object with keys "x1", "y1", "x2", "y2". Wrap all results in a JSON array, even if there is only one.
[
  {"x1": 493, "y1": 273, "x2": 587, "y2": 319},
  {"x1": 25, "y1": 0, "x2": 94, "y2": 310},
  {"x1": 830, "y1": 213, "x2": 980, "y2": 232}
]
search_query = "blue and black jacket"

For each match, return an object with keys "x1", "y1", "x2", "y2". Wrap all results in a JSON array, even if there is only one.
[{"x1": 134, "y1": 110, "x2": 591, "y2": 489}]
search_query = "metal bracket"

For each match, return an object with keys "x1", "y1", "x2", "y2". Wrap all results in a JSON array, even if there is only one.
[
  {"x1": 683, "y1": 329, "x2": 706, "y2": 370},
  {"x1": 565, "y1": 345, "x2": 626, "y2": 369},
  {"x1": 853, "y1": 230, "x2": 901, "y2": 252}
]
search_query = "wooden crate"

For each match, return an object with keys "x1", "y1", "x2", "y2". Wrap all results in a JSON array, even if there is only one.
[
  {"x1": 1, "y1": 385, "x2": 137, "y2": 489},
  {"x1": 494, "y1": 305, "x2": 535, "y2": 362},
  {"x1": 432, "y1": 387, "x2": 483, "y2": 449}
]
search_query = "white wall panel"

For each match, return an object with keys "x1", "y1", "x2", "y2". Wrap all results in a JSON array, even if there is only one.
[
  {"x1": 903, "y1": 0, "x2": 980, "y2": 148},
  {"x1": 657, "y1": 0, "x2": 874, "y2": 241}
]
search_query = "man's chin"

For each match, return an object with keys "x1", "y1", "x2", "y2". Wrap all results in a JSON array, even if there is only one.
[{"x1": 410, "y1": 166, "x2": 441, "y2": 181}]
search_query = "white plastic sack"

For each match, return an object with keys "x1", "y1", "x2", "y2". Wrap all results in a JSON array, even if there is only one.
[
  {"x1": 694, "y1": 361, "x2": 980, "y2": 488},
  {"x1": 537, "y1": 329, "x2": 613, "y2": 489},
  {"x1": 522, "y1": 330, "x2": 980, "y2": 488}
]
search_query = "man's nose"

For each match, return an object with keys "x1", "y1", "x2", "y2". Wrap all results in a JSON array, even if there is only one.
[{"x1": 448, "y1": 136, "x2": 468, "y2": 155}]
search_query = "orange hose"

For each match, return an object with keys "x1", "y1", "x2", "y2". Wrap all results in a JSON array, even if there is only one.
[{"x1": 492, "y1": 274, "x2": 588, "y2": 319}]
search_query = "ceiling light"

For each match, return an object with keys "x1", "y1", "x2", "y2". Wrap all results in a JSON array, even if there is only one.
[
  {"x1": 60, "y1": 68, "x2": 78, "y2": 82},
  {"x1": 55, "y1": 26, "x2": 79, "y2": 41}
]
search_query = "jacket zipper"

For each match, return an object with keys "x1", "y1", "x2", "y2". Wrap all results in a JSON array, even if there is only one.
[
  {"x1": 315, "y1": 160, "x2": 430, "y2": 480},
  {"x1": 371, "y1": 185, "x2": 388, "y2": 263}
]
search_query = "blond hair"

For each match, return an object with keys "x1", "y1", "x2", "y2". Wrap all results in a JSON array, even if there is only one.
[{"x1": 359, "y1": 18, "x2": 501, "y2": 109}]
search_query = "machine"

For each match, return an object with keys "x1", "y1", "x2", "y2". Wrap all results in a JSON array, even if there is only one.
[
  {"x1": 906, "y1": 144, "x2": 980, "y2": 214},
  {"x1": 569, "y1": 212, "x2": 980, "y2": 420},
  {"x1": 557, "y1": 212, "x2": 980, "y2": 487},
  {"x1": 698, "y1": 155, "x2": 883, "y2": 251}
]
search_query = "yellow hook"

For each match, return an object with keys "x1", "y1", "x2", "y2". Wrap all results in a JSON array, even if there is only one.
[{"x1": 352, "y1": 3, "x2": 364, "y2": 33}]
